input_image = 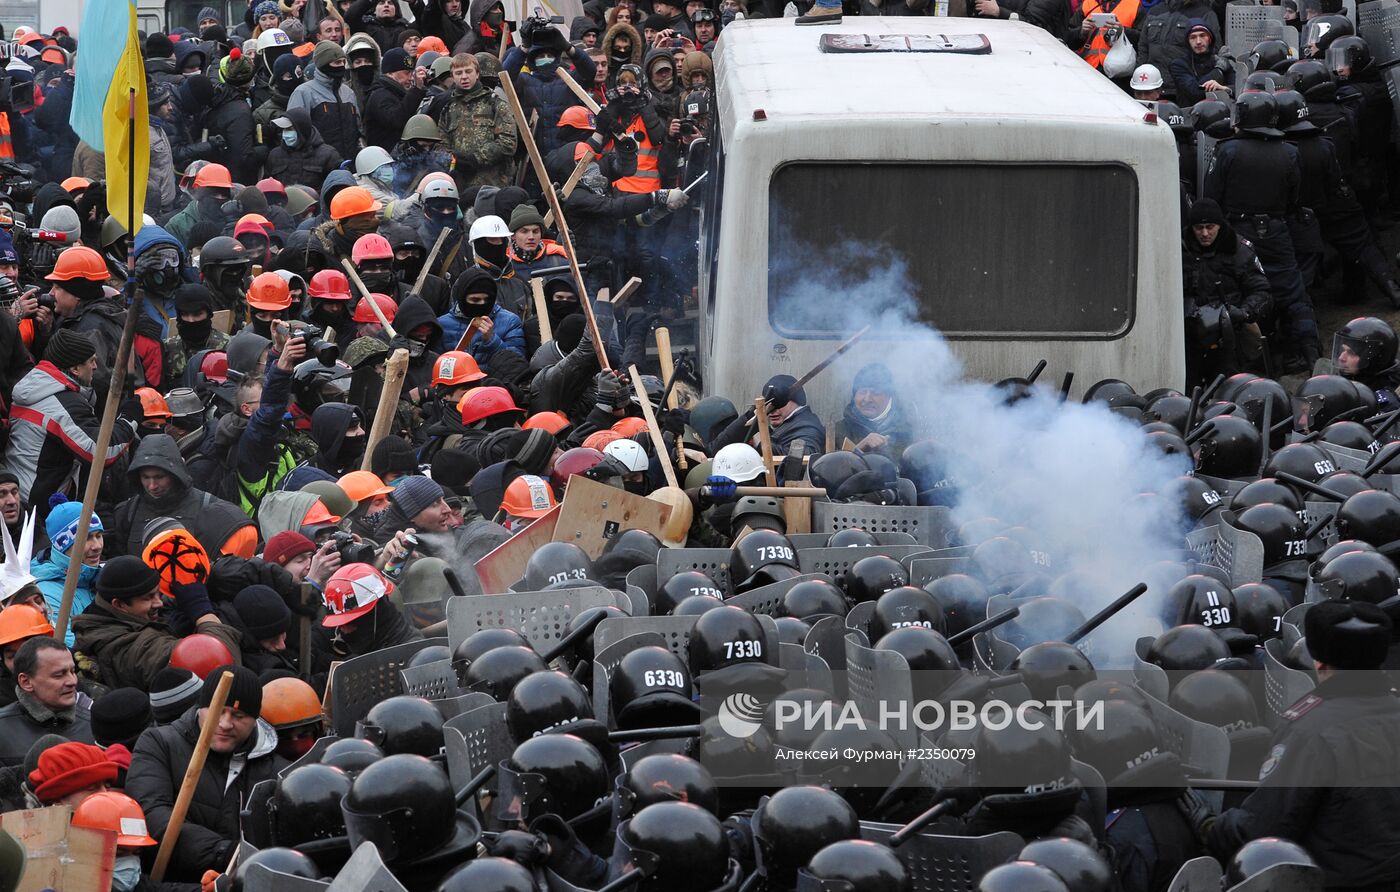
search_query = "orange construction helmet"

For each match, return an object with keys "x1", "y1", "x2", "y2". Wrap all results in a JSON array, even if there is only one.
[
  {"x1": 261, "y1": 676, "x2": 323, "y2": 729},
  {"x1": 72, "y1": 792, "x2": 159, "y2": 847},
  {"x1": 308, "y1": 269, "x2": 353, "y2": 301},
  {"x1": 353, "y1": 293, "x2": 398, "y2": 323},
  {"x1": 45, "y1": 246, "x2": 109, "y2": 282},
  {"x1": 192, "y1": 163, "x2": 233, "y2": 190},
  {"x1": 330, "y1": 186, "x2": 383, "y2": 221},
  {"x1": 352, "y1": 233, "x2": 394, "y2": 264},
  {"x1": 558, "y1": 106, "x2": 596, "y2": 131},
  {"x1": 433, "y1": 351, "x2": 486, "y2": 387},
  {"x1": 337, "y1": 470, "x2": 394, "y2": 503},
  {"x1": 168, "y1": 633, "x2": 235, "y2": 679},
  {"x1": 142, "y1": 528, "x2": 211, "y2": 597},
  {"x1": 0, "y1": 604, "x2": 54, "y2": 648},
  {"x1": 523, "y1": 411, "x2": 571, "y2": 435},
  {"x1": 611, "y1": 417, "x2": 649, "y2": 438},
  {"x1": 60, "y1": 176, "x2": 91, "y2": 194},
  {"x1": 459, "y1": 386, "x2": 524, "y2": 426},
  {"x1": 247, "y1": 271, "x2": 293, "y2": 311},
  {"x1": 582, "y1": 430, "x2": 623, "y2": 451},
  {"x1": 135, "y1": 387, "x2": 172, "y2": 420},
  {"x1": 501, "y1": 474, "x2": 558, "y2": 519},
  {"x1": 416, "y1": 35, "x2": 448, "y2": 55}
]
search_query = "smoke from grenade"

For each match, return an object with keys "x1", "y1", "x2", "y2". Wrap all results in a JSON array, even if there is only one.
[{"x1": 771, "y1": 229, "x2": 1193, "y2": 665}]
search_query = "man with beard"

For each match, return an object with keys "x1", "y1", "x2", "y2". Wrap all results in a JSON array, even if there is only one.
[{"x1": 0, "y1": 474, "x2": 46, "y2": 556}]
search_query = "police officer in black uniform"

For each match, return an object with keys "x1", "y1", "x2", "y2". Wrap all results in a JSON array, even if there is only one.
[
  {"x1": 1333, "y1": 316, "x2": 1400, "y2": 407},
  {"x1": 1205, "y1": 90, "x2": 1321, "y2": 372},
  {"x1": 1180, "y1": 600, "x2": 1400, "y2": 889},
  {"x1": 1331, "y1": 37, "x2": 1395, "y2": 229}
]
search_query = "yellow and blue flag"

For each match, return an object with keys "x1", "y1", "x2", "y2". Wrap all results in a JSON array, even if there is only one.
[{"x1": 69, "y1": 0, "x2": 148, "y2": 235}]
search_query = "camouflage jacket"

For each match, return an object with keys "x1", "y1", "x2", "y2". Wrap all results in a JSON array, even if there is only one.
[
  {"x1": 162, "y1": 329, "x2": 230, "y2": 390},
  {"x1": 437, "y1": 83, "x2": 518, "y2": 190}
]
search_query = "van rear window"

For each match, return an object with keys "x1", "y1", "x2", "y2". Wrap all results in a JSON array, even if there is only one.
[{"x1": 767, "y1": 163, "x2": 1138, "y2": 339}]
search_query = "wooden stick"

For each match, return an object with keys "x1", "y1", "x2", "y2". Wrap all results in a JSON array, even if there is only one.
[
  {"x1": 151, "y1": 670, "x2": 233, "y2": 883},
  {"x1": 753, "y1": 398, "x2": 778, "y2": 487},
  {"x1": 556, "y1": 67, "x2": 603, "y2": 114},
  {"x1": 413, "y1": 226, "x2": 451, "y2": 296},
  {"x1": 531, "y1": 277, "x2": 552, "y2": 344},
  {"x1": 454, "y1": 318, "x2": 482, "y2": 352},
  {"x1": 610, "y1": 276, "x2": 643, "y2": 308},
  {"x1": 655, "y1": 327, "x2": 686, "y2": 472},
  {"x1": 733, "y1": 485, "x2": 827, "y2": 498},
  {"x1": 794, "y1": 325, "x2": 871, "y2": 390},
  {"x1": 361, "y1": 348, "x2": 410, "y2": 471},
  {"x1": 499, "y1": 75, "x2": 610, "y2": 370},
  {"x1": 498, "y1": 23, "x2": 510, "y2": 61},
  {"x1": 629, "y1": 364, "x2": 678, "y2": 490},
  {"x1": 543, "y1": 154, "x2": 593, "y2": 229},
  {"x1": 55, "y1": 281, "x2": 144, "y2": 644},
  {"x1": 339, "y1": 258, "x2": 398, "y2": 339}
]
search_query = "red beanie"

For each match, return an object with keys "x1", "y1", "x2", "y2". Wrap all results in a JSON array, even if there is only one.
[
  {"x1": 262, "y1": 531, "x2": 316, "y2": 567},
  {"x1": 29, "y1": 742, "x2": 119, "y2": 804}
]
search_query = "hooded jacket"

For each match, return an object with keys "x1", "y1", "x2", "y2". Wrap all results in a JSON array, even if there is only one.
[
  {"x1": 256, "y1": 489, "x2": 326, "y2": 541},
  {"x1": 418, "y1": 0, "x2": 469, "y2": 50},
  {"x1": 393, "y1": 294, "x2": 446, "y2": 392},
  {"x1": 455, "y1": 0, "x2": 509, "y2": 54},
  {"x1": 642, "y1": 46, "x2": 680, "y2": 122},
  {"x1": 437, "y1": 266, "x2": 526, "y2": 359},
  {"x1": 145, "y1": 54, "x2": 183, "y2": 87},
  {"x1": 503, "y1": 44, "x2": 598, "y2": 155},
  {"x1": 33, "y1": 545, "x2": 100, "y2": 646},
  {"x1": 602, "y1": 22, "x2": 643, "y2": 75},
  {"x1": 133, "y1": 225, "x2": 189, "y2": 338},
  {"x1": 310, "y1": 401, "x2": 364, "y2": 474},
  {"x1": 203, "y1": 81, "x2": 259, "y2": 184},
  {"x1": 173, "y1": 40, "x2": 210, "y2": 78},
  {"x1": 266, "y1": 105, "x2": 345, "y2": 190},
  {"x1": 287, "y1": 62, "x2": 363, "y2": 162}
]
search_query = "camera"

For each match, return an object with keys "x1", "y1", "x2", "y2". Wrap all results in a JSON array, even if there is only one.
[
  {"x1": 35, "y1": 293, "x2": 55, "y2": 312},
  {"x1": 329, "y1": 530, "x2": 377, "y2": 566},
  {"x1": 678, "y1": 119, "x2": 699, "y2": 136},
  {"x1": 289, "y1": 322, "x2": 340, "y2": 366}
]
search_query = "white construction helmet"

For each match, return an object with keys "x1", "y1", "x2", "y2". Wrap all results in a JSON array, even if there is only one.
[
  {"x1": 420, "y1": 176, "x2": 459, "y2": 202},
  {"x1": 469, "y1": 215, "x2": 511, "y2": 241},
  {"x1": 256, "y1": 28, "x2": 291, "y2": 51},
  {"x1": 604, "y1": 438, "x2": 649, "y2": 473},
  {"x1": 711, "y1": 444, "x2": 767, "y2": 484},
  {"x1": 354, "y1": 146, "x2": 394, "y2": 178},
  {"x1": 1131, "y1": 64, "x2": 1164, "y2": 91}
]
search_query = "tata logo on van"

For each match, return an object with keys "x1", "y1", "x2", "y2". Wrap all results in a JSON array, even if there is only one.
[{"x1": 772, "y1": 343, "x2": 787, "y2": 355}]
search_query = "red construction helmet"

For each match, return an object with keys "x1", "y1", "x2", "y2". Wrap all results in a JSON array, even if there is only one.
[
  {"x1": 308, "y1": 269, "x2": 353, "y2": 301},
  {"x1": 582, "y1": 430, "x2": 623, "y2": 452},
  {"x1": 612, "y1": 417, "x2": 648, "y2": 438},
  {"x1": 459, "y1": 386, "x2": 524, "y2": 426},
  {"x1": 323, "y1": 563, "x2": 392, "y2": 628},
  {"x1": 169, "y1": 633, "x2": 236, "y2": 679},
  {"x1": 352, "y1": 233, "x2": 394, "y2": 264},
  {"x1": 353, "y1": 293, "x2": 397, "y2": 323},
  {"x1": 199, "y1": 352, "x2": 229, "y2": 384},
  {"x1": 433, "y1": 351, "x2": 486, "y2": 387},
  {"x1": 548, "y1": 446, "x2": 606, "y2": 492}
]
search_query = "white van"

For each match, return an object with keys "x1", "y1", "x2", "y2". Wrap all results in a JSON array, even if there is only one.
[{"x1": 697, "y1": 17, "x2": 1184, "y2": 419}]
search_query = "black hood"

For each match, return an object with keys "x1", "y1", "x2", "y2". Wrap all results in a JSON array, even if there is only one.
[
  {"x1": 284, "y1": 106, "x2": 322, "y2": 147},
  {"x1": 468, "y1": 460, "x2": 528, "y2": 520},
  {"x1": 127, "y1": 433, "x2": 194, "y2": 490},
  {"x1": 31, "y1": 183, "x2": 76, "y2": 230},
  {"x1": 393, "y1": 294, "x2": 443, "y2": 346},
  {"x1": 310, "y1": 401, "x2": 360, "y2": 466}
]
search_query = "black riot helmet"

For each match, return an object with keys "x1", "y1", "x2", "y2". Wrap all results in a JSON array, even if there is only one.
[
  {"x1": 999, "y1": 598, "x2": 1087, "y2": 651},
  {"x1": 1067, "y1": 701, "x2": 1166, "y2": 785},
  {"x1": 808, "y1": 451, "x2": 870, "y2": 495},
  {"x1": 1327, "y1": 34, "x2": 1373, "y2": 77},
  {"x1": 1225, "y1": 838, "x2": 1321, "y2": 887},
  {"x1": 1273, "y1": 89, "x2": 1315, "y2": 132},
  {"x1": 868, "y1": 586, "x2": 946, "y2": 640},
  {"x1": 1249, "y1": 38, "x2": 1293, "y2": 73},
  {"x1": 1235, "y1": 502, "x2": 1310, "y2": 568},
  {"x1": 1334, "y1": 316, "x2": 1399, "y2": 379},
  {"x1": 1294, "y1": 374, "x2": 1372, "y2": 432},
  {"x1": 1315, "y1": 549, "x2": 1400, "y2": 603},
  {"x1": 1191, "y1": 98, "x2": 1234, "y2": 138},
  {"x1": 729, "y1": 530, "x2": 801, "y2": 591},
  {"x1": 524, "y1": 541, "x2": 594, "y2": 590},
  {"x1": 1234, "y1": 90, "x2": 1282, "y2": 136},
  {"x1": 657, "y1": 571, "x2": 725, "y2": 615},
  {"x1": 615, "y1": 802, "x2": 732, "y2": 892},
  {"x1": 973, "y1": 709, "x2": 1075, "y2": 794},
  {"x1": 1193, "y1": 415, "x2": 1263, "y2": 478},
  {"x1": 924, "y1": 573, "x2": 989, "y2": 641},
  {"x1": 899, "y1": 439, "x2": 958, "y2": 506},
  {"x1": 1319, "y1": 470, "x2": 1372, "y2": 498},
  {"x1": 752, "y1": 786, "x2": 860, "y2": 883},
  {"x1": 505, "y1": 670, "x2": 592, "y2": 743},
  {"x1": 1303, "y1": 13, "x2": 1354, "y2": 57},
  {"x1": 844, "y1": 555, "x2": 910, "y2": 603},
  {"x1": 1320, "y1": 421, "x2": 1378, "y2": 452},
  {"x1": 319, "y1": 737, "x2": 383, "y2": 774},
  {"x1": 775, "y1": 616, "x2": 812, "y2": 645},
  {"x1": 501, "y1": 733, "x2": 609, "y2": 824},
  {"x1": 1148, "y1": 394, "x2": 1192, "y2": 433},
  {"x1": 1262, "y1": 442, "x2": 1337, "y2": 485},
  {"x1": 438, "y1": 857, "x2": 537, "y2": 892},
  {"x1": 827, "y1": 527, "x2": 880, "y2": 547},
  {"x1": 780, "y1": 578, "x2": 849, "y2": 620},
  {"x1": 874, "y1": 625, "x2": 960, "y2": 671},
  {"x1": 1242, "y1": 69, "x2": 1287, "y2": 92},
  {"x1": 1147, "y1": 430, "x2": 1190, "y2": 458},
  {"x1": 1019, "y1": 838, "x2": 1115, "y2": 892},
  {"x1": 1231, "y1": 582, "x2": 1291, "y2": 640},
  {"x1": 1230, "y1": 478, "x2": 1303, "y2": 513},
  {"x1": 1315, "y1": 538, "x2": 1378, "y2": 572},
  {"x1": 1156, "y1": 100, "x2": 1191, "y2": 137},
  {"x1": 407, "y1": 645, "x2": 451, "y2": 668},
  {"x1": 341, "y1": 754, "x2": 479, "y2": 865},
  {"x1": 358, "y1": 695, "x2": 445, "y2": 757},
  {"x1": 1168, "y1": 668, "x2": 1260, "y2": 732},
  {"x1": 799, "y1": 840, "x2": 909, "y2": 892},
  {"x1": 1287, "y1": 58, "x2": 1333, "y2": 95},
  {"x1": 1074, "y1": 677, "x2": 1153, "y2": 713},
  {"x1": 1335, "y1": 490, "x2": 1400, "y2": 549},
  {"x1": 688, "y1": 605, "x2": 767, "y2": 674},
  {"x1": 610, "y1": 646, "x2": 701, "y2": 729},
  {"x1": 270, "y1": 763, "x2": 351, "y2": 847},
  {"x1": 1178, "y1": 475, "x2": 1225, "y2": 526},
  {"x1": 1145, "y1": 624, "x2": 1231, "y2": 670},
  {"x1": 1169, "y1": 574, "x2": 1240, "y2": 629},
  {"x1": 602, "y1": 528, "x2": 663, "y2": 563},
  {"x1": 231, "y1": 848, "x2": 320, "y2": 889},
  {"x1": 463, "y1": 645, "x2": 549, "y2": 701},
  {"x1": 452, "y1": 627, "x2": 531, "y2": 682},
  {"x1": 1008, "y1": 641, "x2": 1096, "y2": 701},
  {"x1": 978, "y1": 863, "x2": 1070, "y2": 892},
  {"x1": 556, "y1": 605, "x2": 627, "y2": 669},
  {"x1": 972, "y1": 536, "x2": 1037, "y2": 592},
  {"x1": 617, "y1": 753, "x2": 718, "y2": 819},
  {"x1": 674, "y1": 594, "x2": 725, "y2": 616}
]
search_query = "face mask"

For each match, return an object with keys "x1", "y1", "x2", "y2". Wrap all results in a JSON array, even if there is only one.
[
  {"x1": 112, "y1": 856, "x2": 142, "y2": 892},
  {"x1": 275, "y1": 76, "x2": 299, "y2": 96},
  {"x1": 533, "y1": 54, "x2": 557, "y2": 71},
  {"x1": 485, "y1": 9, "x2": 505, "y2": 26},
  {"x1": 624, "y1": 478, "x2": 647, "y2": 496},
  {"x1": 251, "y1": 317, "x2": 274, "y2": 339},
  {"x1": 360, "y1": 271, "x2": 395, "y2": 293},
  {"x1": 326, "y1": 65, "x2": 347, "y2": 83},
  {"x1": 406, "y1": 338, "x2": 427, "y2": 357},
  {"x1": 282, "y1": 130, "x2": 299, "y2": 147},
  {"x1": 396, "y1": 254, "x2": 425, "y2": 281},
  {"x1": 463, "y1": 297, "x2": 496, "y2": 317},
  {"x1": 354, "y1": 66, "x2": 376, "y2": 86},
  {"x1": 427, "y1": 206, "x2": 457, "y2": 226},
  {"x1": 475, "y1": 239, "x2": 507, "y2": 268},
  {"x1": 312, "y1": 302, "x2": 348, "y2": 323},
  {"x1": 338, "y1": 434, "x2": 367, "y2": 467},
  {"x1": 141, "y1": 268, "x2": 179, "y2": 297},
  {"x1": 178, "y1": 317, "x2": 214, "y2": 346},
  {"x1": 371, "y1": 164, "x2": 394, "y2": 185}
]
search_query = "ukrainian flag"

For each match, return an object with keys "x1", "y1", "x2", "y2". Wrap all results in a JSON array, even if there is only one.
[{"x1": 69, "y1": 0, "x2": 148, "y2": 235}]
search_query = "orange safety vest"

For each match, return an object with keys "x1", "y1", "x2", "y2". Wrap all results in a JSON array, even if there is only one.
[
  {"x1": 0, "y1": 115, "x2": 16, "y2": 160},
  {"x1": 1078, "y1": 0, "x2": 1139, "y2": 69},
  {"x1": 613, "y1": 117, "x2": 661, "y2": 195}
]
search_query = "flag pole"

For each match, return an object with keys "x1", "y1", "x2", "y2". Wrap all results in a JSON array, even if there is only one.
[{"x1": 54, "y1": 88, "x2": 143, "y2": 644}]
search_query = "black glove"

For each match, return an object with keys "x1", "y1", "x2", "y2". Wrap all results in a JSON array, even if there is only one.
[
  {"x1": 171, "y1": 581, "x2": 216, "y2": 623},
  {"x1": 530, "y1": 814, "x2": 608, "y2": 887},
  {"x1": 1176, "y1": 789, "x2": 1218, "y2": 846},
  {"x1": 780, "y1": 453, "x2": 804, "y2": 483},
  {"x1": 519, "y1": 16, "x2": 538, "y2": 47},
  {"x1": 763, "y1": 379, "x2": 793, "y2": 409},
  {"x1": 118, "y1": 394, "x2": 145, "y2": 423},
  {"x1": 208, "y1": 133, "x2": 228, "y2": 152},
  {"x1": 487, "y1": 829, "x2": 550, "y2": 866},
  {"x1": 657, "y1": 407, "x2": 688, "y2": 437}
]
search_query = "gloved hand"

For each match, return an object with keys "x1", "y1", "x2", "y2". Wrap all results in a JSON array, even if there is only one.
[
  {"x1": 519, "y1": 16, "x2": 537, "y2": 47},
  {"x1": 664, "y1": 188, "x2": 689, "y2": 211},
  {"x1": 763, "y1": 379, "x2": 793, "y2": 409},
  {"x1": 657, "y1": 407, "x2": 688, "y2": 437},
  {"x1": 488, "y1": 829, "x2": 550, "y2": 866},
  {"x1": 530, "y1": 814, "x2": 609, "y2": 887},
  {"x1": 705, "y1": 475, "x2": 737, "y2": 501},
  {"x1": 594, "y1": 370, "x2": 629, "y2": 409},
  {"x1": 118, "y1": 394, "x2": 145, "y2": 423},
  {"x1": 171, "y1": 581, "x2": 216, "y2": 622},
  {"x1": 208, "y1": 133, "x2": 228, "y2": 152},
  {"x1": 1176, "y1": 789, "x2": 1218, "y2": 846},
  {"x1": 780, "y1": 453, "x2": 804, "y2": 483}
]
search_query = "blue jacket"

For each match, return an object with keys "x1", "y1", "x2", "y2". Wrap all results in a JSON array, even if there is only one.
[
  {"x1": 503, "y1": 47, "x2": 599, "y2": 155},
  {"x1": 133, "y1": 225, "x2": 191, "y2": 337},
  {"x1": 438, "y1": 303, "x2": 527, "y2": 361},
  {"x1": 232, "y1": 361, "x2": 298, "y2": 514},
  {"x1": 34, "y1": 548, "x2": 100, "y2": 647}
]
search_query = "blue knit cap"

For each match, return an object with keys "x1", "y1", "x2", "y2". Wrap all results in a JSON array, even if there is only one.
[{"x1": 46, "y1": 494, "x2": 103, "y2": 555}]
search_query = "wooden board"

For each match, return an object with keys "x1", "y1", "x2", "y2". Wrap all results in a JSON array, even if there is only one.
[
  {"x1": 474, "y1": 505, "x2": 562, "y2": 593},
  {"x1": 212, "y1": 309, "x2": 233, "y2": 335},
  {"x1": 1, "y1": 806, "x2": 114, "y2": 892},
  {"x1": 552, "y1": 475, "x2": 672, "y2": 558},
  {"x1": 784, "y1": 480, "x2": 813, "y2": 534}
]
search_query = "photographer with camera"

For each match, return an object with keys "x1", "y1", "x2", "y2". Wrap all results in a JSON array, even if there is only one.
[{"x1": 504, "y1": 16, "x2": 597, "y2": 155}]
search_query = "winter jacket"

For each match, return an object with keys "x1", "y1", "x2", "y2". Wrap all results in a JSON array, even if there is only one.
[
  {"x1": 33, "y1": 70, "x2": 78, "y2": 181},
  {"x1": 455, "y1": 0, "x2": 511, "y2": 54},
  {"x1": 528, "y1": 302, "x2": 617, "y2": 414},
  {"x1": 1167, "y1": 20, "x2": 1227, "y2": 105},
  {"x1": 34, "y1": 548, "x2": 100, "y2": 647},
  {"x1": 0, "y1": 691, "x2": 95, "y2": 767},
  {"x1": 1137, "y1": 0, "x2": 1221, "y2": 92},
  {"x1": 602, "y1": 22, "x2": 643, "y2": 75},
  {"x1": 73, "y1": 594, "x2": 243, "y2": 691},
  {"x1": 1181, "y1": 223, "x2": 1272, "y2": 325},
  {"x1": 309, "y1": 599, "x2": 423, "y2": 677},
  {"x1": 145, "y1": 56, "x2": 184, "y2": 87},
  {"x1": 438, "y1": 301, "x2": 527, "y2": 360},
  {"x1": 127, "y1": 708, "x2": 285, "y2": 881},
  {"x1": 148, "y1": 120, "x2": 179, "y2": 218},
  {"x1": 834, "y1": 399, "x2": 919, "y2": 460},
  {"x1": 417, "y1": 0, "x2": 470, "y2": 50},
  {"x1": 503, "y1": 45, "x2": 598, "y2": 154},
  {"x1": 554, "y1": 144, "x2": 654, "y2": 261},
  {"x1": 364, "y1": 75, "x2": 423, "y2": 150},
  {"x1": 436, "y1": 81, "x2": 518, "y2": 190},
  {"x1": 287, "y1": 66, "x2": 363, "y2": 162},
  {"x1": 974, "y1": 0, "x2": 1063, "y2": 33},
  {"x1": 202, "y1": 82, "x2": 260, "y2": 184},
  {"x1": 714, "y1": 404, "x2": 827, "y2": 459},
  {"x1": 393, "y1": 294, "x2": 446, "y2": 392},
  {"x1": 134, "y1": 226, "x2": 189, "y2": 337},
  {"x1": 265, "y1": 105, "x2": 344, "y2": 190},
  {"x1": 346, "y1": 0, "x2": 412, "y2": 53},
  {"x1": 2, "y1": 362, "x2": 134, "y2": 516}
]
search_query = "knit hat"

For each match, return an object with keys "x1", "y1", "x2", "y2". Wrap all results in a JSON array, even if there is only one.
[
  {"x1": 554, "y1": 314, "x2": 585, "y2": 353},
  {"x1": 313, "y1": 40, "x2": 346, "y2": 70},
  {"x1": 382, "y1": 47, "x2": 412, "y2": 73},
  {"x1": 150, "y1": 667, "x2": 202, "y2": 723},
  {"x1": 1188, "y1": 198, "x2": 1226, "y2": 227},
  {"x1": 390, "y1": 476, "x2": 446, "y2": 521},
  {"x1": 223, "y1": 47, "x2": 255, "y2": 86},
  {"x1": 644, "y1": 14, "x2": 669, "y2": 31},
  {"x1": 851, "y1": 362, "x2": 895, "y2": 396},
  {"x1": 1305, "y1": 600, "x2": 1393, "y2": 670},
  {"x1": 431, "y1": 448, "x2": 480, "y2": 495},
  {"x1": 29, "y1": 742, "x2": 119, "y2": 804},
  {"x1": 173, "y1": 283, "x2": 215, "y2": 314},
  {"x1": 22, "y1": 734, "x2": 69, "y2": 780},
  {"x1": 45, "y1": 493, "x2": 103, "y2": 556},
  {"x1": 201, "y1": 663, "x2": 263, "y2": 717},
  {"x1": 233, "y1": 585, "x2": 292, "y2": 641},
  {"x1": 254, "y1": 0, "x2": 279, "y2": 17},
  {"x1": 146, "y1": 32, "x2": 176, "y2": 59},
  {"x1": 97, "y1": 555, "x2": 161, "y2": 603},
  {"x1": 509, "y1": 428, "x2": 555, "y2": 476},
  {"x1": 263, "y1": 531, "x2": 316, "y2": 567},
  {"x1": 372, "y1": 437, "x2": 419, "y2": 479},
  {"x1": 148, "y1": 81, "x2": 174, "y2": 112},
  {"x1": 508, "y1": 203, "x2": 545, "y2": 232},
  {"x1": 43, "y1": 329, "x2": 98, "y2": 372},
  {"x1": 90, "y1": 688, "x2": 153, "y2": 748},
  {"x1": 280, "y1": 17, "x2": 306, "y2": 43}
]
